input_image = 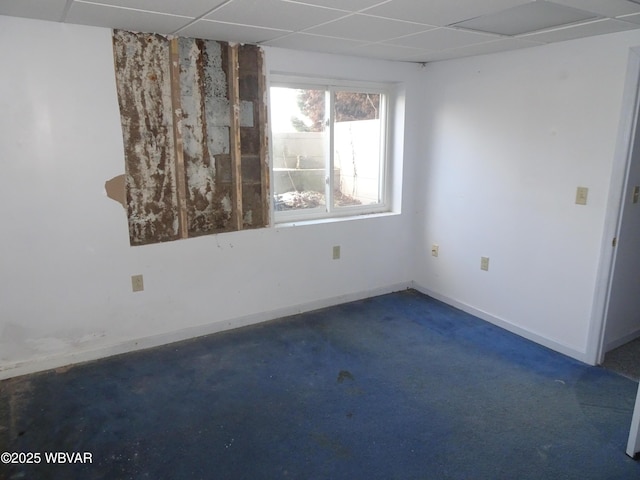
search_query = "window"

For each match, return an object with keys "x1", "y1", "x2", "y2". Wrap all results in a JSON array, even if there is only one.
[{"x1": 270, "y1": 76, "x2": 390, "y2": 222}]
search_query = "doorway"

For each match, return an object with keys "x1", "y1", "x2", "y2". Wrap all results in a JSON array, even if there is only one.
[{"x1": 596, "y1": 46, "x2": 640, "y2": 366}]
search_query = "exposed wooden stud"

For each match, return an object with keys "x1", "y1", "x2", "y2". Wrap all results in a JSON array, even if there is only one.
[
  {"x1": 257, "y1": 47, "x2": 271, "y2": 226},
  {"x1": 169, "y1": 37, "x2": 189, "y2": 239},
  {"x1": 228, "y1": 43, "x2": 243, "y2": 230}
]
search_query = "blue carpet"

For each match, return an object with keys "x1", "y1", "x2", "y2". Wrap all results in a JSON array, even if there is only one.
[{"x1": 1, "y1": 290, "x2": 639, "y2": 479}]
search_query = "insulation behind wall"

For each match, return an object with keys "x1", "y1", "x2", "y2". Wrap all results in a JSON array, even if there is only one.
[{"x1": 178, "y1": 38, "x2": 233, "y2": 236}]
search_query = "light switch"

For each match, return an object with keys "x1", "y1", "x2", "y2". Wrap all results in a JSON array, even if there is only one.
[
  {"x1": 481, "y1": 257, "x2": 489, "y2": 271},
  {"x1": 633, "y1": 186, "x2": 640, "y2": 204}
]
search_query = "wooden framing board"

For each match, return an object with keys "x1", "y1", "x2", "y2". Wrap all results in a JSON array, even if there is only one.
[
  {"x1": 228, "y1": 44, "x2": 244, "y2": 231},
  {"x1": 169, "y1": 38, "x2": 189, "y2": 239},
  {"x1": 257, "y1": 47, "x2": 271, "y2": 226}
]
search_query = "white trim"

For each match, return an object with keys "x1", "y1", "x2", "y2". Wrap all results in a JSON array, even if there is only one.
[
  {"x1": 627, "y1": 384, "x2": 640, "y2": 458},
  {"x1": 274, "y1": 210, "x2": 400, "y2": 228},
  {"x1": 0, "y1": 282, "x2": 412, "y2": 380},
  {"x1": 605, "y1": 327, "x2": 640, "y2": 353},
  {"x1": 587, "y1": 46, "x2": 640, "y2": 365},
  {"x1": 269, "y1": 73, "x2": 391, "y2": 91},
  {"x1": 412, "y1": 283, "x2": 590, "y2": 364}
]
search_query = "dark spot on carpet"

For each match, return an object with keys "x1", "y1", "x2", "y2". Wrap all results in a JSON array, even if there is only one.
[{"x1": 337, "y1": 370, "x2": 354, "y2": 383}]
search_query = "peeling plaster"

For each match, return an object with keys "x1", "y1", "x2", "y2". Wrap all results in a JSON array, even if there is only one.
[{"x1": 105, "y1": 174, "x2": 126, "y2": 209}]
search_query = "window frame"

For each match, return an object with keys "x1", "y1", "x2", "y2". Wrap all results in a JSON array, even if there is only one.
[{"x1": 269, "y1": 74, "x2": 392, "y2": 224}]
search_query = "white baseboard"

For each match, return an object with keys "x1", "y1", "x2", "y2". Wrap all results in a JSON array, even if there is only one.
[
  {"x1": 605, "y1": 328, "x2": 640, "y2": 353},
  {"x1": 0, "y1": 282, "x2": 412, "y2": 380},
  {"x1": 411, "y1": 282, "x2": 590, "y2": 365}
]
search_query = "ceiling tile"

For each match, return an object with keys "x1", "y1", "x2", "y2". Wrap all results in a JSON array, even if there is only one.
[
  {"x1": 348, "y1": 42, "x2": 427, "y2": 61},
  {"x1": 403, "y1": 37, "x2": 541, "y2": 62},
  {"x1": 283, "y1": 0, "x2": 391, "y2": 12},
  {"x1": 3, "y1": 0, "x2": 638, "y2": 63},
  {"x1": 362, "y1": 0, "x2": 534, "y2": 27},
  {"x1": 0, "y1": 0, "x2": 68, "y2": 22},
  {"x1": 304, "y1": 14, "x2": 435, "y2": 42},
  {"x1": 65, "y1": 2, "x2": 193, "y2": 33},
  {"x1": 619, "y1": 12, "x2": 640, "y2": 24},
  {"x1": 550, "y1": 0, "x2": 640, "y2": 17},
  {"x1": 262, "y1": 32, "x2": 367, "y2": 53},
  {"x1": 387, "y1": 27, "x2": 497, "y2": 50},
  {"x1": 177, "y1": 19, "x2": 290, "y2": 42},
  {"x1": 453, "y1": 2, "x2": 599, "y2": 36},
  {"x1": 77, "y1": 0, "x2": 228, "y2": 18},
  {"x1": 517, "y1": 18, "x2": 640, "y2": 42},
  {"x1": 205, "y1": 0, "x2": 347, "y2": 31}
]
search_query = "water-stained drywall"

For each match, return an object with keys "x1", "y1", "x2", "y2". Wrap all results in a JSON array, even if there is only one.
[{"x1": 112, "y1": 31, "x2": 179, "y2": 245}]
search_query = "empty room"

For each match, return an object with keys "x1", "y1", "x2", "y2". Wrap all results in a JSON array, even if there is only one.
[{"x1": 2, "y1": 0, "x2": 640, "y2": 478}]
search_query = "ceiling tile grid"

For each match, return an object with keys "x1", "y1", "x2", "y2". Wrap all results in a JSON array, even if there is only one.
[
  {"x1": 203, "y1": 0, "x2": 348, "y2": 31},
  {"x1": 177, "y1": 19, "x2": 291, "y2": 43},
  {"x1": 65, "y1": 2, "x2": 194, "y2": 34},
  {"x1": 361, "y1": 0, "x2": 535, "y2": 26},
  {"x1": 302, "y1": 14, "x2": 436, "y2": 42},
  {"x1": 2, "y1": 0, "x2": 640, "y2": 62}
]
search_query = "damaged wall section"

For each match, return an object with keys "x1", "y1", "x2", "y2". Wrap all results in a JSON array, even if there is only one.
[
  {"x1": 112, "y1": 31, "x2": 269, "y2": 245},
  {"x1": 112, "y1": 31, "x2": 180, "y2": 244},
  {"x1": 239, "y1": 45, "x2": 269, "y2": 229}
]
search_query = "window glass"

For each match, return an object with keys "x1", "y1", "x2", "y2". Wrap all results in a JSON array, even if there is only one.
[
  {"x1": 271, "y1": 87, "x2": 327, "y2": 213},
  {"x1": 333, "y1": 91, "x2": 382, "y2": 208},
  {"x1": 270, "y1": 79, "x2": 388, "y2": 222}
]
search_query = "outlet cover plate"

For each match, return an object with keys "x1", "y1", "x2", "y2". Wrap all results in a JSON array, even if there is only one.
[
  {"x1": 575, "y1": 186, "x2": 588, "y2": 205},
  {"x1": 131, "y1": 274, "x2": 144, "y2": 292}
]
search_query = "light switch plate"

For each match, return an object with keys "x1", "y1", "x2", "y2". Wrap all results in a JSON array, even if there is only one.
[
  {"x1": 481, "y1": 257, "x2": 490, "y2": 271},
  {"x1": 332, "y1": 246, "x2": 340, "y2": 260}
]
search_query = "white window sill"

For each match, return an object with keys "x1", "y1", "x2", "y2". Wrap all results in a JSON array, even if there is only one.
[{"x1": 273, "y1": 210, "x2": 400, "y2": 228}]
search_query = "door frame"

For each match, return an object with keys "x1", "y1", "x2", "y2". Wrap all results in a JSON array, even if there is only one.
[
  {"x1": 586, "y1": 46, "x2": 640, "y2": 365},
  {"x1": 628, "y1": 385, "x2": 640, "y2": 458}
]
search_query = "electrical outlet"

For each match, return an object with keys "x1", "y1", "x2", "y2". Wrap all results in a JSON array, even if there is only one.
[
  {"x1": 333, "y1": 245, "x2": 340, "y2": 260},
  {"x1": 131, "y1": 274, "x2": 144, "y2": 292},
  {"x1": 575, "y1": 186, "x2": 588, "y2": 205},
  {"x1": 480, "y1": 257, "x2": 489, "y2": 271},
  {"x1": 431, "y1": 244, "x2": 439, "y2": 257}
]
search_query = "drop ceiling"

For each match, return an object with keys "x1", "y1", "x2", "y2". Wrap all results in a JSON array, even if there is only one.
[{"x1": 2, "y1": 0, "x2": 640, "y2": 62}]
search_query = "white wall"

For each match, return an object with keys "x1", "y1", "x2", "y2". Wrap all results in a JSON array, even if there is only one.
[
  {"x1": 414, "y1": 30, "x2": 640, "y2": 362},
  {"x1": 4, "y1": 14, "x2": 639, "y2": 378},
  {"x1": 0, "y1": 16, "x2": 421, "y2": 378}
]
